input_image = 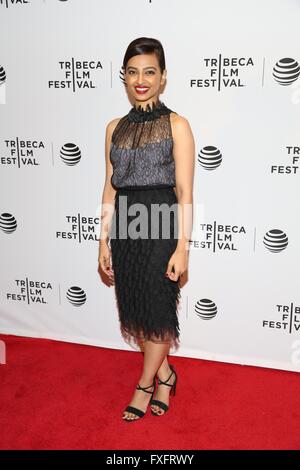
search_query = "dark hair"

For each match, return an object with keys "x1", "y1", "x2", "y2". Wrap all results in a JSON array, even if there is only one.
[{"x1": 122, "y1": 37, "x2": 166, "y2": 74}]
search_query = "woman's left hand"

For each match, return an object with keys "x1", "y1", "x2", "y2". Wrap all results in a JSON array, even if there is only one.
[{"x1": 165, "y1": 248, "x2": 189, "y2": 282}]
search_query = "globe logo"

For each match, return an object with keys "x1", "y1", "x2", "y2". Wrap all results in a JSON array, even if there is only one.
[
  {"x1": 0, "y1": 66, "x2": 6, "y2": 86},
  {"x1": 195, "y1": 298, "x2": 217, "y2": 320},
  {"x1": 60, "y1": 143, "x2": 81, "y2": 166},
  {"x1": 66, "y1": 286, "x2": 87, "y2": 306},
  {"x1": 263, "y1": 229, "x2": 288, "y2": 252},
  {"x1": 0, "y1": 213, "x2": 17, "y2": 233},
  {"x1": 120, "y1": 67, "x2": 126, "y2": 86},
  {"x1": 198, "y1": 146, "x2": 222, "y2": 170},
  {"x1": 272, "y1": 58, "x2": 300, "y2": 86}
]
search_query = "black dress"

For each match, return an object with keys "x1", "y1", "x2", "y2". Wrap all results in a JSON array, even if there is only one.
[{"x1": 109, "y1": 99, "x2": 181, "y2": 350}]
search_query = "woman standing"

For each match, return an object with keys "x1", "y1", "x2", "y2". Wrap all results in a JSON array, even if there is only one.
[{"x1": 99, "y1": 37, "x2": 195, "y2": 421}]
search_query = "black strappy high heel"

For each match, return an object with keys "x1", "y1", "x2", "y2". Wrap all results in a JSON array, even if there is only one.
[
  {"x1": 150, "y1": 364, "x2": 177, "y2": 416},
  {"x1": 122, "y1": 378, "x2": 156, "y2": 422}
]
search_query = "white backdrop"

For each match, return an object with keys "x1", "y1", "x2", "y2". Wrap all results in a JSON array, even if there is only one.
[{"x1": 1, "y1": 0, "x2": 300, "y2": 372}]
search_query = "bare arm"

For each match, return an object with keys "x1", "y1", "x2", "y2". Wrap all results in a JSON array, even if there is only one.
[
  {"x1": 99, "y1": 119, "x2": 119, "y2": 247},
  {"x1": 172, "y1": 114, "x2": 195, "y2": 253}
]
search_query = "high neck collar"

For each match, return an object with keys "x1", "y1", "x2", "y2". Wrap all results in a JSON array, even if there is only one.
[{"x1": 128, "y1": 99, "x2": 172, "y2": 123}]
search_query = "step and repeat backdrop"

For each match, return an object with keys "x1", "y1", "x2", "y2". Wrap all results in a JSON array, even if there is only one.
[{"x1": 1, "y1": 0, "x2": 300, "y2": 372}]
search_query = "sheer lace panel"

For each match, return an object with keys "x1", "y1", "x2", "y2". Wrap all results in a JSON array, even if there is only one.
[
  {"x1": 109, "y1": 100, "x2": 177, "y2": 189},
  {"x1": 111, "y1": 113, "x2": 173, "y2": 150}
]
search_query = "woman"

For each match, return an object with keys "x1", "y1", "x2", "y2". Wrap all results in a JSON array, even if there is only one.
[{"x1": 99, "y1": 37, "x2": 195, "y2": 421}]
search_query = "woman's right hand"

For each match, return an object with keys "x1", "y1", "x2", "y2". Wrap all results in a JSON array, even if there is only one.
[{"x1": 98, "y1": 242, "x2": 115, "y2": 285}]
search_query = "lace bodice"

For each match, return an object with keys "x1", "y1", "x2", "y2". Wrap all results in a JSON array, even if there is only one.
[{"x1": 109, "y1": 99, "x2": 177, "y2": 189}]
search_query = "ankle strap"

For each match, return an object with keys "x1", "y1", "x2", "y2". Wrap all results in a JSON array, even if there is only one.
[
  {"x1": 136, "y1": 381, "x2": 155, "y2": 394},
  {"x1": 158, "y1": 365, "x2": 175, "y2": 386}
]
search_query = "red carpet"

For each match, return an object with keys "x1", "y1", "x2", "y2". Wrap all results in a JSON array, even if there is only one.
[{"x1": 0, "y1": 333, "x2": 299, "y2": 450}]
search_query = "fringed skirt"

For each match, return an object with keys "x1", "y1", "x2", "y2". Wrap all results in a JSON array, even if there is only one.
[{"x1": 110, "y1": 184, "x2": 181, "y2": 351}]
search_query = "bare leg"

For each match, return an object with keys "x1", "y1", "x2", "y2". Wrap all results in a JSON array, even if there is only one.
[
  {"x1": 122, "y1": 339, "x2": 170, "y2": 420},
  {"x1": 149, "y1": 352, "x2": 176, "y2": 415},
  {"x1": 139, "y1": 339, "x2": 171, "y2": 377},
  {"x1": 155, "y1": 355, "x2": 171, "y2": 376}
]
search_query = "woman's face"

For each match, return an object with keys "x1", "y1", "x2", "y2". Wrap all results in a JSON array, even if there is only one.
[{"x1": 125, "y1": 53, "x2": 166, "y2": 105}]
